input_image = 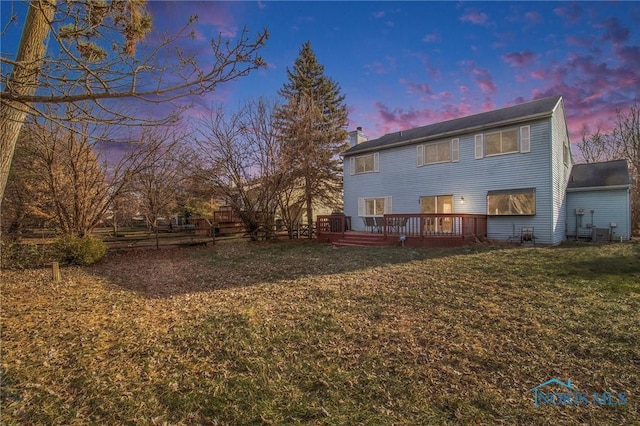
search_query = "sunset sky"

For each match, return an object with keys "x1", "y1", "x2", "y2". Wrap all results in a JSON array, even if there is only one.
[{"x1": 2, "y1": 1, "x2": 640, "y2": 147}]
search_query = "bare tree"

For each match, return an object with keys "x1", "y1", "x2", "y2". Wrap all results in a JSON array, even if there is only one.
[
  {"x1": 612, "y1": 102, "x2": 640, "y2": 175},
  {"x1": 611, "y1": 102, "x2": 640, "y2": 233},
  {"x1": 21, "y1": 116, "x2": 113, "y2": 236},
  {"x1": 133, "y1": 127, "x2": 187, "y2": 248},
  {"x1": 1, "y1": 0, "x2": 268, "y2": 203},
  {"x1": 1, "y1": 131, "x2": 52, "y2": 238},
  {"x1": 577, "y1": 101, "x2": 640, "y2": 233},
  {"x1": 3, "y1": 104, "x2": 171, "y2": 237},
  {"x1": 194, "y1": 98, "x2": 284, "y2": 241},
  {"x1": 576, "y1": 128, "x2": 621, "y2": 163}
]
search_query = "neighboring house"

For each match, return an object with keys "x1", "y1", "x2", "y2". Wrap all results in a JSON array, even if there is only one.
[
  {"x1": 341, "y1": 95, "x2": 631, "y2": 245},
  {"x1": 566, "y1": 159, "x2": 631, "y2": 241}
]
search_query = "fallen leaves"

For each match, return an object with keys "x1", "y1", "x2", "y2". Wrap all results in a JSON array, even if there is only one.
[{"x1": 1, "y1": 241, "x2": 639, "y2": 424}]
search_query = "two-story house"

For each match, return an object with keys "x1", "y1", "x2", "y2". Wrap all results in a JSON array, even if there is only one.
[{"x1": 337, "y1": 95, "x2": 631, "y2": 246}]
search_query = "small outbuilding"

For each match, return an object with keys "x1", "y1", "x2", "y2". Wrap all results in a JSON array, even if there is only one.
[{"x1": 566, "y1": 159, "x2": 631, "y2": 241}]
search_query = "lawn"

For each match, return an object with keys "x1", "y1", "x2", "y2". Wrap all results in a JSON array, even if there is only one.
[{"x1": 1, "y1": 240, "x2": 639, "y2": 425}]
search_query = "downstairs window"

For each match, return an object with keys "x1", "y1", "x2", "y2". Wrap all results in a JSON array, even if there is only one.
[{"x1": 487, "y1": 188, "x2": 536, "y2": 216}]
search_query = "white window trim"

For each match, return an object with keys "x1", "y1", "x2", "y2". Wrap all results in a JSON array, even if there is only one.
[
  {"x1": 358, "y1": 196, "x2": 392, "y2": 216},
  {"x1": 350, "y1": 152, "x2": 379, "y2": 175},
  {"x1": 475, "y1": 134, "x2": 483, "y2": 159},
  {"x1": 451, "y1": 138, "x2": 459, "y2": 162},
  {"x1": 476, "y1": 125, "x2": 531, "y2": 159},
  {"x1": 484, "y1": 128, "x2": 519, "y2": 157},
  {"x1": 520, "y1": 125, "x2": 530, "y2": 153},
  {"x1": 417, "y1": 139, "x2": 459, "y2": 166}
]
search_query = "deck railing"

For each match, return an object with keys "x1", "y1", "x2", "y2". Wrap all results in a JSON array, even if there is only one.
[
  {"x1": 316, "y1": 214, "x2": 352, "y2": 237},
  {"x1": 317, "y1": 213, "x2": 486, "y2": 238},
  {"x1": 380, "y1": 213, "x2": 487, "y2": 239}
]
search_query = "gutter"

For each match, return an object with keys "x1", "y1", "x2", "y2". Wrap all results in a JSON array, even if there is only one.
[{"x1": 566, "y1": 185, "x2": 630, "y2": 192}]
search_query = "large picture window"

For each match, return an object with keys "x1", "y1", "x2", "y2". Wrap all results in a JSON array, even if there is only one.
[{"x1": 487, "y1": 188, "x2": 536, "y2": 216}]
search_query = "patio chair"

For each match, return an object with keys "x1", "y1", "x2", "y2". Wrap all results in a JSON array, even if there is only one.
[
  {"x1": 387, "y1": 217, "x2": 408, "y2": 234},
  {"x1": 373, "y1": 216, "x2": 385, "y2": 233},
  {"x1": 363, "y1": 216, "x2": 375, "y2": 232}
]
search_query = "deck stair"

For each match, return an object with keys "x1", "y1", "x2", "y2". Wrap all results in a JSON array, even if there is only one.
[{"x1": 332, "y1": 232, "x2": 394, "y2": 248}]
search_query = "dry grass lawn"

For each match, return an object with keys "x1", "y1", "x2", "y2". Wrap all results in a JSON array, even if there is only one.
[{"x1": 1, "y1": 240, "x2": 639, "y2": 425}]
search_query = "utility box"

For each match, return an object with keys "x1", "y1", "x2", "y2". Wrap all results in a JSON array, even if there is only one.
[{"x1": 592, "y1": 228, "x2": 610, "y2": 242}]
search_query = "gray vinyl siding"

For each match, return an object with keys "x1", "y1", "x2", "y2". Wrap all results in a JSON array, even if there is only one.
[
  {"x1": 549, "y1": 100, "x2": 572, "y2": 244},
  {"x1": 566, "y1": 189, "x2": 631, "y2": 240},
  {"x1": 344, "y1": 118, "x2": 559, "y2": 243}
]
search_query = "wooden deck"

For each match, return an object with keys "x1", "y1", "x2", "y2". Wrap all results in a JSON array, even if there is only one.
[{"x1": 316, "y1": 214, "x2": 487, "y2": 248}]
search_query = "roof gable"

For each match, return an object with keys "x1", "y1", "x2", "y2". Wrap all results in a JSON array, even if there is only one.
[
  {"x1": 344, "y1": 95, "x2": 562, "y2": 156},
  {"x1": 568, "y1": 159, "x2": 630, "y2": 189}
]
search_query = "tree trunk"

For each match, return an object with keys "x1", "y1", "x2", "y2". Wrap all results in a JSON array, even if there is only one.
[
  {"x1": 0, "y1": 0, "x2": 56, "y2": 205},
  {"x1": 305, "y1": 175, "x2": 313, "y2": 239}
]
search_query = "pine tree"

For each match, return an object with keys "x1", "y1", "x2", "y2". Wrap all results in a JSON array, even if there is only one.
[{"x1": 276, "y1": 41, "x2": 348, "y2": 234}]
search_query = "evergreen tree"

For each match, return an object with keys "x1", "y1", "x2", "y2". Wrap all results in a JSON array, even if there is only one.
[{"x1": 276, "y1": 41, "x2": 348, "y2": 234}]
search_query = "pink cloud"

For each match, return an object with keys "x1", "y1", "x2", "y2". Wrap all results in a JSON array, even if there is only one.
[
  {"x1": 482, "y1": 97, "x2": 495, "y2": 111},
  {"x1": 364, "y1": 56, "x2": 396, "y2": 75},
  {"x1": 412, "y1": 52, "x2": 442, "y2": 80},
  {"x1": 530, "y1": 69, "x2": 546, "y2": 80},
  {"x1": 502, "y1": 50, "x2": 538, "y2": 67},
  {"x1": 465, "y1": 64, "x2": 496, "y2": 95},
  {"x1": 524, "y1": 11, "x2": 543, "y2": 25},
  {"x1": 372, "y1": 11, "x2": 385, "y2": 19},
  {"x1": 422, "y1": 32, "x2": 440, "y2": 43},
  {"x1": 434, "y1": 91, "x2": 454, "y2": 101},
  {"x1": 515, "y1": 74, "x2": 527, "y2": 83},
  {"x1": 553, "y1": 4, "x2": 583, "y2": 25},
  {"x1": 459, "y1": 9, "x2": 490, "y2": 26},
  {"x1": 372, "y1": 101, "x2": 478, "y2": 136},
  {"x1": 400, "y1": 79, "x2": 432, "y2": 95}
]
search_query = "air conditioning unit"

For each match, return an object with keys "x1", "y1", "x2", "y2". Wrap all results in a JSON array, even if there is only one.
[
  {"x1": 575, "y1": 208, "x2": 585, "y2": 215},
  {"x1": 592, "y1": 228, "x2": 610, "y2": 242}
]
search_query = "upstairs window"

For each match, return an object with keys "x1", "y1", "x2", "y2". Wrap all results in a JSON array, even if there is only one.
[
  {"x1": 417, "y1": 139, "x2": 459, "y2": 166},
  {"x1": 485, "y1": 129, "x2": 518, "y2": 156},
  {"x1": 487, "y1": 188, "x2": 536, "y2": 216},
  {"x1": 476, "y1": 125, "x2": 530, "y2": 158},
  {"x1": 350, "y1": 152, "x2": 379, "y2": 175}
]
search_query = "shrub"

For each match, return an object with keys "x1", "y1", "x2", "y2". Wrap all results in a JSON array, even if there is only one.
[
  {"x1": 0, "y1": 240, "x2": 51, "y2": 269},
  {"x1": 51, "y1": 235, "x2": 107, "y2": 266}
]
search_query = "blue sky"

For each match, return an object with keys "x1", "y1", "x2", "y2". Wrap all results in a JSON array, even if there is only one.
[{"x1": 3, "y1": 1, "x2": 640, "y2": 145}]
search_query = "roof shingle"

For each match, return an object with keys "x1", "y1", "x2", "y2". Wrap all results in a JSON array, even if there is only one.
[
  {"x1": 567, "y1": 159, "x2": 630, "y2": 189},
  {"x1": 344, "y1": 95, "x2": 563, "y2": 156}
]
